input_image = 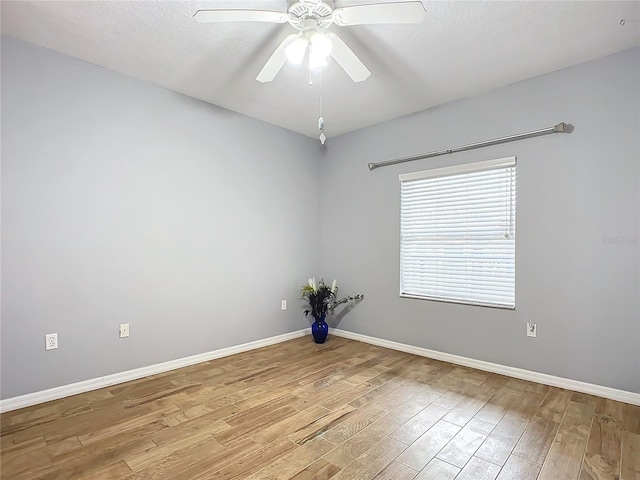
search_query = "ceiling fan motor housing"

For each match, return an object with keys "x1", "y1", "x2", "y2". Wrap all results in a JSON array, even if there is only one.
[{"x1": 288, "y1": 1, "x2": 334, "y2": 30}]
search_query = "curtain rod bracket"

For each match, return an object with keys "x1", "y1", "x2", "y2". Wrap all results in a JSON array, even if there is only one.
[{"x1": 368, "y1": 122, "x2": 573, "y2": 171}]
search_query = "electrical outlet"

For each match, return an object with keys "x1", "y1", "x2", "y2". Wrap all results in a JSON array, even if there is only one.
[
  {"x1": 45, "y1": 333, "x2": 58, "y2": 350},
  {"x1": 119, "y1": 323, "x2": 130, "y2": 338},
  {"x1": 527, "y1": 322, "x2": 537, "y2": 338},
  {"x1": 281, "y1": 300, "x2": 287, "y2": 311}
]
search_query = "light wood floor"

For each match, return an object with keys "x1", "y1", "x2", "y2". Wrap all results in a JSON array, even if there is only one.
[{"x1": 1, "y1": 336, "x2": 639, "y2": 480}]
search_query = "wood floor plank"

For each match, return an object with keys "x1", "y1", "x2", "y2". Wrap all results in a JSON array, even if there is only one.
[
  {"x1": 161, "y1": 437, "x2": 261, "y2": 480},
  {"x1": 287, "y1": 403, "x2": 357, "y2": 446},
  {"x1": 537, "y1": 388, "x2": 573, "y2": 423},
  {"x1": 496, "y1": 454, "x2": 541, "y2": 480},
  {"x1": 251, "y1": 405, "x2": 330, "y2": 445},
  {"x1": 507, "y1": 391, "x2": 546, "y2": 423},
  {"x1": 475, "y1": 413, "x2": 528, "y2": 466},
  {"x1": 367, "y1": 378, "x2": 427, "y2": 410},
  {"x1": 449, "y1": 367, "x2": 489, "y2": 385},
  {"x1": 395, "y1": 419, "x2": 460, "y2": 471},
  {"x1": 389, "y1": 404, "x2": 451, "y2": 445},
  {"x1": 414, "y1": 458, "x2": 460, "y2": 480},
  {"x1": 578, "y1": 414, "x2": 623, "y2": 479},
  {"x1": 126, "y1": 426, "x2": 222, "y2": 472},
  {"x1": 512, "y1": 416, "x2": 560, "y2": 465},
  {"x1": 207, "y1": 438, "x2": 299, "y2": 480},
  {"x1": 0, "y1": 442, "x2": 52, "y2": 478},
  {"x1": 20, "y1": 436, "x2": 156, "y2": 480},
  {"x1": 596, "y1": 399, "x2": 625, "y2": 422},
  {"x1": 290, "y1": 380, "x2": 362, "y2": 412},
  {"x1": 329, "y1": 436, "x2": 407, "y2": 480},
  {"x1": 224, "y1": 394, "x2": 297, "y2": 427},
  {"x1": 46, "y1": 436, "x2": 83, "y2": 458},
  {"x1": 435, "y1": 417, "x2": 495, "y2": 468},
  {"x1": 328, "y1": 357, "x2": 385, "y2": 383},
  {"x1": 1, "y1": 434, "x2": 47, "y2": 459},
  {"x1": 321, "y1": 402, "x2": 389, "y2": 444},
  {"x1": 122, "y1": 436, "x2": 227, "y2": 480},
  {"x1": 151, "y1": 412, "x2": 229, "y2": 446},
  {"x1": 77, "y1": 405, "x2": 177, "y2": 445},
  {"x1": 478, "y1": 373, "x2": 510, "y2": 391},
  {"x1": 474, "y1": 391, "x2": 520, "y2": 425},
  {"x1": 289, "y1": 458, "x2": 341, "y2": 480},
  {"x1": 120, "y1": 383, "x2": 201, "y2": 409},
  {"x1": 442, "y1": 394, "x2": 490, "y2": 427},
  {"x1": 538, "y1": 401, "x2": 595, "y2": 480},
  {"x1": 372, "y1": 460, "x2": 418, "y2": 480},
  {"x1": 214, "y1": 405, "x2": 299, "y2": 446},
  {"x1": 5, "y1": 402, "x2": 149, "y2": 446},
  {"x1": 622, "y1": 404, "x2": 640, "y2": 434},
  {"x1": 456, "y1": 456, "x2": 502, "y2": 480},
  {"x1": 580, "y1": 453, "x2": 621, "y2": 480},
  {"x1": 320, "y1": 371, "x2": 394, "y2": 411},
  {"x1": 621, "y1": 431, "x2": 640, "y2": 480},
  {"x1": 243, "y1": 437, "x2": 335, "y2": 480},
  {"x1": 502, "y1": 378, "x2": 535, "y2": 393},
  {"x1": 86, "y1": 460, "x2": 133, "y2": 479},
  {"x1": 384, "y1": 388, "x2": 441, "y2": 425},
  {"x1": 322, "y1": 417, "x2": 399, "y2": 469},
  {"x1": 432, "y1": 391, "x2": 465, "y2": 410},
  {"x1": 52, "y1": 429, "x2": 159, "y2": 469},
  {"x1": 344, "y1": 364, "x2": 389, "y2": 387}
]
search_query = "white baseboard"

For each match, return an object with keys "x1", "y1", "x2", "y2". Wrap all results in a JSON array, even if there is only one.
[
  {"x1": 0, "y1": 329, "x2": 308, "y2": 413},
  {"x1": 331, "y1": 328, "x2": 640, "y2": 406},
  {"x1": 3, "y1": 327, "x2": 638, "y2": 413}
]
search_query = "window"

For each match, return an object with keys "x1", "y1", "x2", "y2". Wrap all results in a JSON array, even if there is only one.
[{"x1": 399, "y1": 157, "x2": 516, "y2": 309}]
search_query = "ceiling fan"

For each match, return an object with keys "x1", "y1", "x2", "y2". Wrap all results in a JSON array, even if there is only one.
[{"x1": 194, "y1": 1, "x2": 426, "y2": 83}]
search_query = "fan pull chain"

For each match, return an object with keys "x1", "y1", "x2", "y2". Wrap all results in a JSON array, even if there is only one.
[{"x1": 318, "y1": 70, "x2": 326, "y2": 145}]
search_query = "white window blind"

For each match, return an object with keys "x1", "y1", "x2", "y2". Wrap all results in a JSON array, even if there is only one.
[{"x1": 399, "y1": 157, "x2": 516, "y2": 309}]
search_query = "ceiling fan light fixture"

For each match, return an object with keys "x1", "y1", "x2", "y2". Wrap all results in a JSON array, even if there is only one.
[
  {"x1": 285, "y1": 36, "x2": 308, "y2": 64},
  {"x1": 309, "y1": 50, "x2": 328, "y2": 69},
  {"x1": 309, "y1": 31, "x2": 332, "y2": 59}
]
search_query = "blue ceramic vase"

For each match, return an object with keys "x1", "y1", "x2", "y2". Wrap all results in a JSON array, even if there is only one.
[{"x1": 311, "y1": 316, "x2": 329, "y2": 344}]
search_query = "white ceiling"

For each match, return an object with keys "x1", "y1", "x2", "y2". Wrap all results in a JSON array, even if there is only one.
[{"x1": 2, "y1": 1, "x2": 639, "y2": 139}]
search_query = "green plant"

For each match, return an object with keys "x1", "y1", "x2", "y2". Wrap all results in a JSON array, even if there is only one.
[{"x1": 301, "y1": 278, "x2": 363, "y2": 320}]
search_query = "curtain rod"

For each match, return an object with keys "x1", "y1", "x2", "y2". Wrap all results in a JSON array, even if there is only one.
[{"x1": 367, "y1": 122, "x2": 574, "y2": 171}]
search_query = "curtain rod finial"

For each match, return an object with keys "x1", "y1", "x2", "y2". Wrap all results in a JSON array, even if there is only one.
[
  {"x1": 368, "y1": 163, "x2": 377, "y2": 171},
  {"x1": 555, "y1": 122, "x2": 574, "y2": 133}
]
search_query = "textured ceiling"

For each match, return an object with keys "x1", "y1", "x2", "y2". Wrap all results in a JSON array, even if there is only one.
[{"x1": 2, "y1": 1, "x2": 640, "y2": 139}]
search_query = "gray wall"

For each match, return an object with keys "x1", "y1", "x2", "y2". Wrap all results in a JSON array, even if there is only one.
[
  {"x1": 1, "y1": 36, "x2": 320, "y2": 399},
  {"x1": 320, "y1": 48, "x2": 640, "y2": 394},
  {"x1": 2, "y1": 35, "x2": 638, "y2": 400}
]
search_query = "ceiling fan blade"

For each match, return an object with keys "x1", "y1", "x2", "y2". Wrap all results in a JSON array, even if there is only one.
[
  {"x1": 333, "y1": 1, "x2": 426, "y2": 26},
  {"x1": 194, "y1": 9, "x2": 288, "y2": 23},
  {"x1": 257, "y1": 34, "x2": 298, "y2": 83},
  {"x1": 326, "y1": 33, "x2": 371, "y2": 82}
]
